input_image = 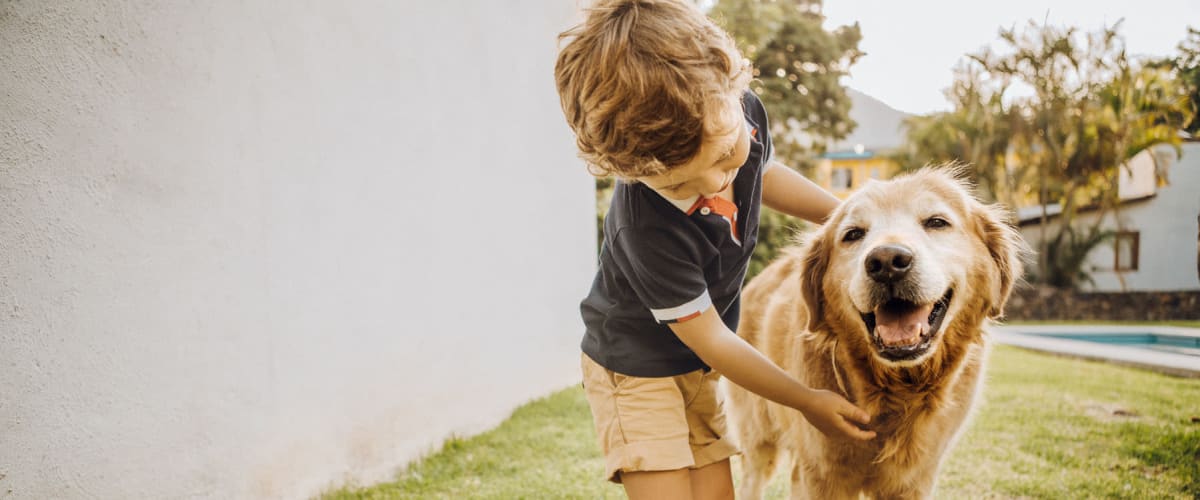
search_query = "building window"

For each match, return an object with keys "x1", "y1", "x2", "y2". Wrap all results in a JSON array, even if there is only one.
[
  {"x1": 869, "y1": 167, "x2": 882, "y2": 180},
  {"x1": 1114, "y1": 231, "x2": 1139, "y2": 271},
  {"x1": 831, "y1": 167, "x2": 853, "y2": 191}
]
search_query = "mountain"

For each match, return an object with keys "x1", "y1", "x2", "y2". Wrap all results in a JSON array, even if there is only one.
[{"x1": 828, "y1": 88, "x2": 912, "y2": 153}]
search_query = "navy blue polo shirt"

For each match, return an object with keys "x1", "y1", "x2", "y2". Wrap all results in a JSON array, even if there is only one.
[{"x1": 580, "y1": 91, "x2": 773, "y2": 377}]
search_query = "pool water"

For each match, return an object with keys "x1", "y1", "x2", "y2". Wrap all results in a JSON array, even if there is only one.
[
  {"x1": 1041, "y1": 333, "x2": 1200, "y2": 357},
  {"x1": 995, "y1": 326, "x2": 1200, "y2": 376}
]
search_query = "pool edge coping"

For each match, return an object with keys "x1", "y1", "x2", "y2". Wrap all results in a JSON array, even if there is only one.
[{"x1": 992, "y1": 325, "x2": 1200, "y2": 378}]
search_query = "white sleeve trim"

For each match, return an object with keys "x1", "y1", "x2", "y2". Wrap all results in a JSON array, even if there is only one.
[{"x1": 649, "y1": 290, "x2": 712, "y2": 324}]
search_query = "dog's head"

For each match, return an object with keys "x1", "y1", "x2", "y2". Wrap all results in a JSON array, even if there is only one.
[{"x1": 801, "y1": 167, "x2": 1025, "y2": 366}]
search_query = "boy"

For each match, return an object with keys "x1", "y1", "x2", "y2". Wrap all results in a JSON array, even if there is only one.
[{"x1": 555, "y1": 1, "x2": 876, "y2": 498}]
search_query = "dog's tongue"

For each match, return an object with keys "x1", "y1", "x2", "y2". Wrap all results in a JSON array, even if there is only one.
[{"x1": 874, "y1": 301, "x2": 934, "y2": 346}]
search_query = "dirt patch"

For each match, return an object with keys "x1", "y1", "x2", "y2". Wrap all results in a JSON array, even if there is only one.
[{"x1": 1081, "y1": 400, "x2": 1142, "y2": 422}]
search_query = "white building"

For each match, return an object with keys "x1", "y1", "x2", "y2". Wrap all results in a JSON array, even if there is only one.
[
  {"x1": 1018, "y1": 140, "x2": 1200, "y2": 291},
  {"x1": 0, "y1": 2, "x2": 594, "y2": 498}
]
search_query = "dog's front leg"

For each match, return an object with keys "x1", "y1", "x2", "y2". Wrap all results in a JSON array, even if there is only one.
[
  {"x1": 736, "y1": 441, "x2": 779, "y2": 500},
  {"x1": 871, "y1": 462, "x2": 938, "y2": 500},
  {"x1": 788, "y1": 457, "x2": 860, "y2": 500}
]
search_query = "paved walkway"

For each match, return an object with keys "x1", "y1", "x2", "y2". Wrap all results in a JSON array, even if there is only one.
[{"x1": 992, "y1": 324, "x2": 1200, "y2": 378}]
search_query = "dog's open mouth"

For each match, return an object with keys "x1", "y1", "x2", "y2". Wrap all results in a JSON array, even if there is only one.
[{"x1": 861, "y1": 290, "x2": 953, "y2": 361}]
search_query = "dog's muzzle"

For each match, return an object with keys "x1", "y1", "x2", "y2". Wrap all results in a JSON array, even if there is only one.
[{"x1": 859, "y1": 243, "x2": 953, "y2": 362}]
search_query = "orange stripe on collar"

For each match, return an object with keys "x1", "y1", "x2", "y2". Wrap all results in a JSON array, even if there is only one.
[{"x1": 688, "y1": 195, "x2": 740, "y2": 242}]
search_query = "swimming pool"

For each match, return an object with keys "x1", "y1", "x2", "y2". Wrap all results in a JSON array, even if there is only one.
[
  {"x1": 992, "y1": 325, "x2": 1200, "y2": 377},
  {"x1": 1037, "y1": 332, "x2": 1200, "y2": 357}
]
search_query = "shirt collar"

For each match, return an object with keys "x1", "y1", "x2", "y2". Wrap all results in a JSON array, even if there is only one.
[{"x1": 651, "y1": 191, "x2": 701, "y2": 213}]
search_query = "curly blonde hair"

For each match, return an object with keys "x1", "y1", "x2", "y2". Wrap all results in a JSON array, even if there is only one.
[{"x1": 554, "y1": 0, "x2": 752, "y2": 178}]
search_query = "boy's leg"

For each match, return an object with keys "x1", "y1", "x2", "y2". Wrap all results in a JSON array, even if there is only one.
[
  {"x1": 579, "y1": 354, "x2": 695, "y2": 485},
  {"x1": 622, "y1": 460, "x2": 731, "y2": 500},
  {"x1": 678, "y1": 368, "x2": 738, "y2": 500},
  {"x1": 621, "y1": 469, "x2": 693, "y2": 500},
  {"x1": 688, "y1": 458, "x2": 734, "y2": 500}
]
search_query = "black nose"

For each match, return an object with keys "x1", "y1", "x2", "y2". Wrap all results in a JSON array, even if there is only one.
[{"x1": 865, "y1": 244, "x2": 914, "y2": 283}]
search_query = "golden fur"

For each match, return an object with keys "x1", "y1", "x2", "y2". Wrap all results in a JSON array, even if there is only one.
[{"x1": 724, "y1": 167, "x2": 1025, "y2": 499}]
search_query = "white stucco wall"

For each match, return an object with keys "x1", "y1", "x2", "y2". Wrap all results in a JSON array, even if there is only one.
[
  {"x1": 0, "y1": 2, "x2": 593, "y2": 498},
  {"x1": 1020, "y1": 143, "x2": 1200, "y2": 291},
  {"x1": 1117, "y1": 146, "x2": 1160, "y2": 199}
]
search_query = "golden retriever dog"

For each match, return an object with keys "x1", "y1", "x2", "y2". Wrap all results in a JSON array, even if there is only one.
[{"x1": 724, "y1": 167, "x2": 1024, "y2": 499}]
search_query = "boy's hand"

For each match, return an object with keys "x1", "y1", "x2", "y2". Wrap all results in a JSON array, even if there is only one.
[
  {"x1": 669, "y1": 307, "x2": 877, "y2": 441},
  {"x1": 799, "y1": 389, "x2": 876, "y2": 441}
]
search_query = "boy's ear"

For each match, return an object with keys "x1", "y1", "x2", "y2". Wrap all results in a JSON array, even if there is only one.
[{"x1": 801, "y1": 230, "x2": 831, "y2": 333}]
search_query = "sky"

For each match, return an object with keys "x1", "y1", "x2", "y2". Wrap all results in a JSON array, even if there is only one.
[{"x1": 816, "y1": 0, "x2": 1199, "y2": 115}]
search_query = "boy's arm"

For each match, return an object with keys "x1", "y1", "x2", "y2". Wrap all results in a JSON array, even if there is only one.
[
  {"x1": 762, "y1": 161, "x2": 841, "y2": 224},
  {"x1": 669, "y1": 306, "x2": 876, "y2": 441}
]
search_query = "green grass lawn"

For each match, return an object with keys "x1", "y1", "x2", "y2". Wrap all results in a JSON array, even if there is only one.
[{"x1": 325, "y1": 345, "x2": 1200, "y2": 499}]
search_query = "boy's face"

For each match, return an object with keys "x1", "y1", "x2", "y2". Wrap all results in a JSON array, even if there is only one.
[{"x1": 637, "y1": 95, "x2": 751, "y2": 200}]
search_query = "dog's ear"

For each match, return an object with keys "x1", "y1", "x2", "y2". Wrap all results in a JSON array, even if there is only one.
[
  {"x1": 977, "y1": 203, "x2": 1027, "y2": 318},
  {"x1": 800, "y1": 229, "x2": 832, "y2": 332}
]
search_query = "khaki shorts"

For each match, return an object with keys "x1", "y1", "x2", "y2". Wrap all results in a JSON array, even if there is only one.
[{"x1": 580, "y1": 353, "x2": 739, "y2": 483}]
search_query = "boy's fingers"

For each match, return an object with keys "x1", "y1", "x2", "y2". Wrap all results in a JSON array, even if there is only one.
[
  {"x1": 840, "y1": 419, "x2": 877, "y2": 440},
  {"x1": 836, "y1": 403, "x2": 875, "y2": 440},
  {"x1": 841, "y1": 404, "x2": 871, "y2": 425}
]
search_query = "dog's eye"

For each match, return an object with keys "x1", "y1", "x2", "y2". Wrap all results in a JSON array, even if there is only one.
[
  {"x1": 924, "y1": 217, "x2": 950, "y2": 229},
  {"x1": 842, "y1": 228, "x2": 865, "y2": 242}
]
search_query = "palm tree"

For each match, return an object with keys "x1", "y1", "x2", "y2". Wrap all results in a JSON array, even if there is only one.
[
  {"x1": 899, "y1": 21, "x2": 1194, "y2": 289},
  {"x1": 1087, "y1": 59, "x2": 1193, "y2": 288}
]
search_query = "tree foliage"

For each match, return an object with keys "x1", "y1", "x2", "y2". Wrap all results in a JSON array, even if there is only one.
[
  {"x1": 709, "y1": 0, "x2": 863, "y2": 172},
  {"x1": 892, "y1": 62, "x2": 1022, "y2": 205},
  {"x1": 897, "y1": 21, "x2": 1195, "y2": 289},
  {"x1": 1152, "y1": 27, "x2": 1200, "y2": 135}
]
